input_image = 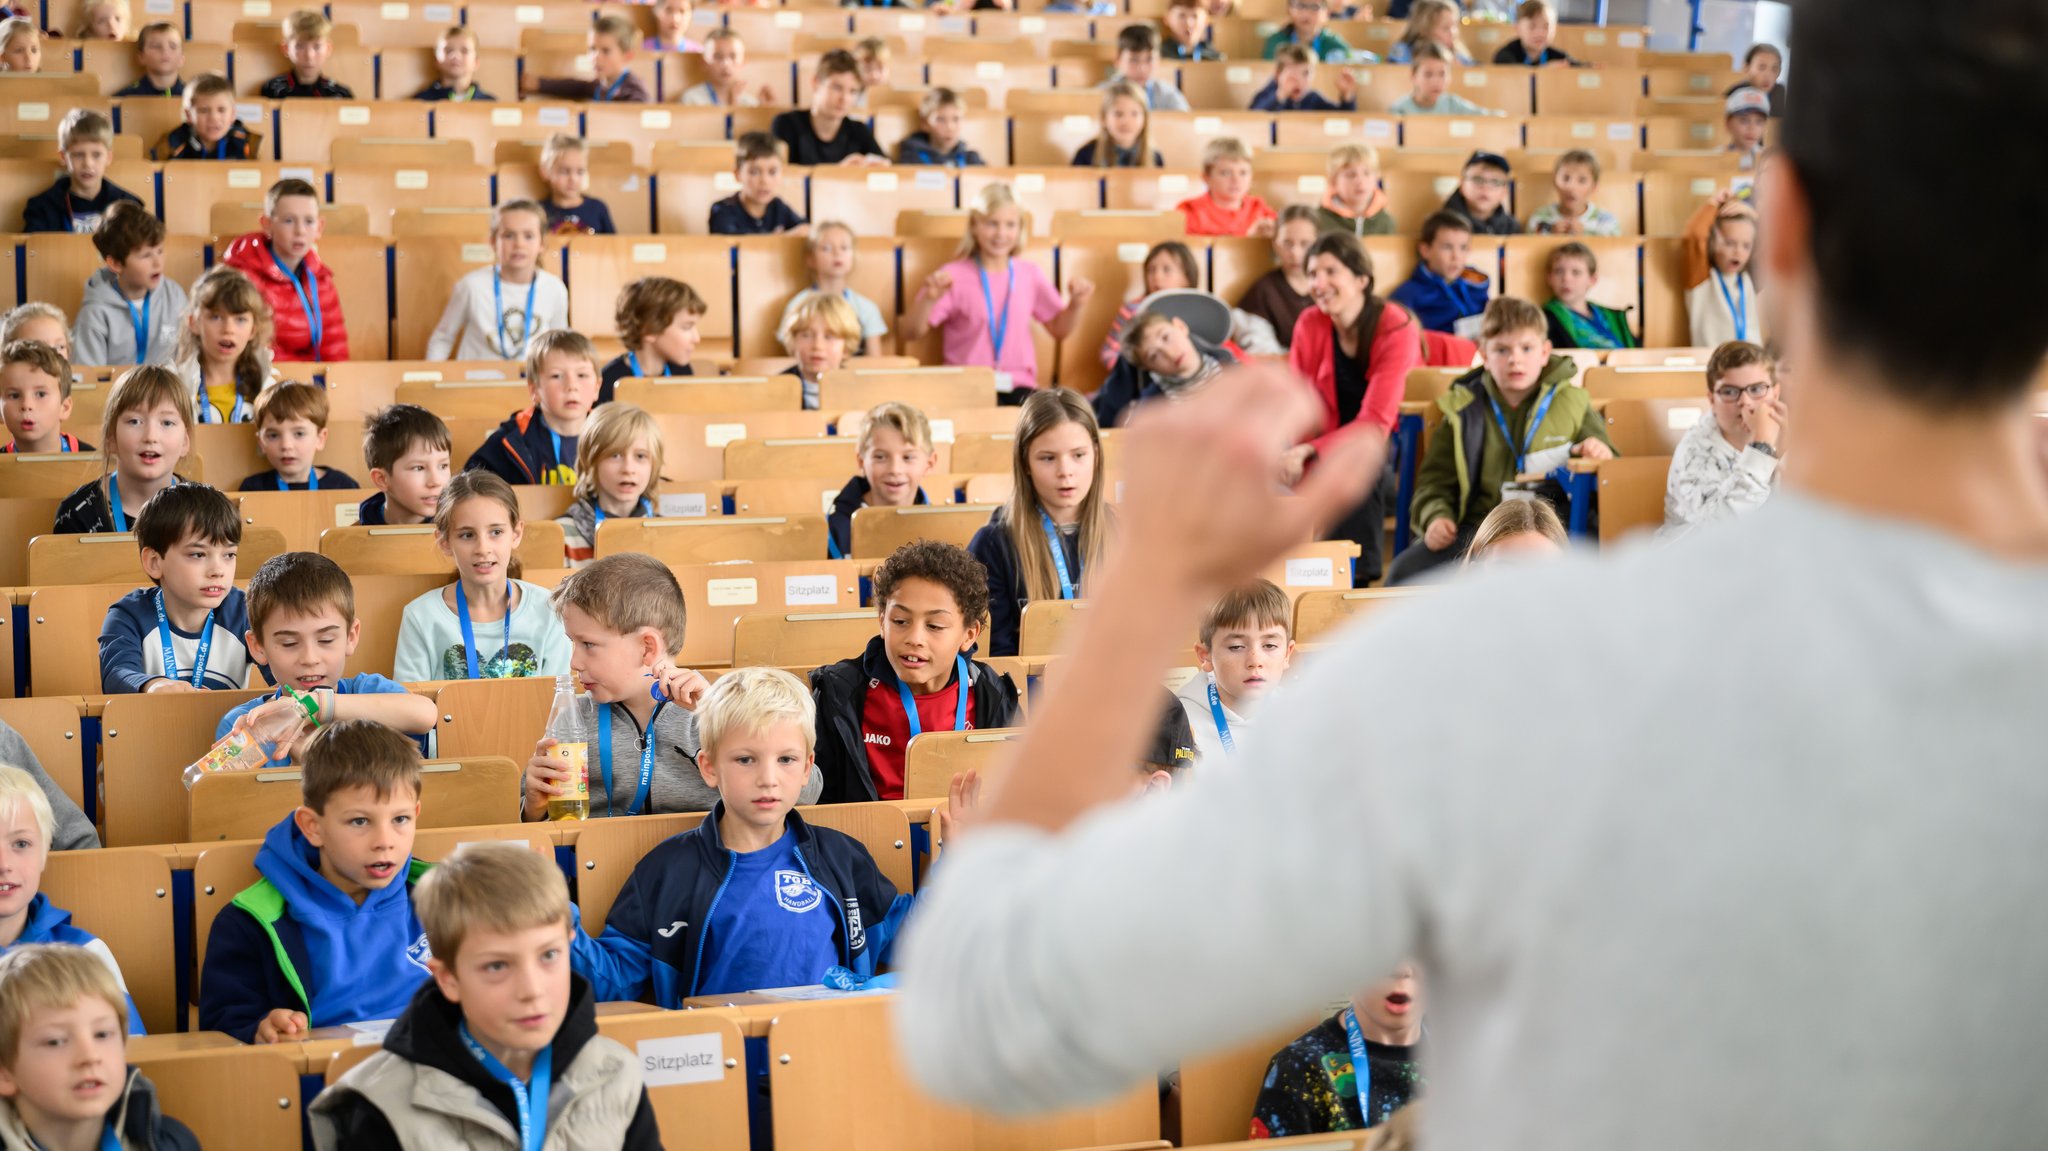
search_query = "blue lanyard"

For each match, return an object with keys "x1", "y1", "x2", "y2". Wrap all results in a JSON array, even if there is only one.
[
  {"x1": 546, "y1": 428, "x2": 572, "y2": 478},
  {"x1": 597, "y1": 701, "x2": 664, "y2": 816},
  {"x1": 592, "y1": 498, "x2": 649, "y2": 527},
  {"x1": 197, "y1": 389, "x2": 250, "y2": 425},
  {"x1": 1714, "y1": 269, "x2": 1748, "y2": 342},
  {"x1": 459, "y1": 1022, "x2": 551, "y2": 1151},
  {"x1": 454, "y1": 580, "x2": 513, "y2": 680},
  {"x1": 494, "y1": 269, "x2": 540, "y2": 359},
  {"x1": 896, "y1": 655, "x2": 969, "y2": 739},
  {"x1": 597, "y1": 72, "x2": 628, "y2": 101},
  {"x1": 1486, "y1": 385, "x2": 1559, "y2": 474},
  {"x1": 1205, "y1": 675, "x2": 1234, "y2": 754},
  {"x1": 976, "y1": 261, "x2": 1015, "y2": 362},
  {"x1": 624, "y1": 351, "x2": 675, "y2": 378},
  {"x1": 269, "y1": 250, "x2": 323, "y2": 362},
  {"x1": 125, "y1": 291, "x2": 150, "y2": 361},
  {"x1": 279, "y1": 468, "x2": 318, "y2": 491},
  {"x1": 1038, "y1": 509, "x2": 1077, "y2": 600},
  {"x1": 1341, "y1": 1008, "x2": 1389, "y2": 1127},
  {"x1": 153, "y1": 588, "x2": 215, "y2": 688},
  {"x1": 108, "y1": 476, "x2": 127, "y2": 530},
  {"x1": 212, "y1": 134, "x2": 228, "y2": 159}
]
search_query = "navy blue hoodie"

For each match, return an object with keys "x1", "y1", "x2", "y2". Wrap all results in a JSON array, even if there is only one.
[
  {"x1": 967, "y1": 507, "x2": 1086, "y2": 658},
  {"x1": 570, "y1": 805, "x2": 910, "y2": 1005},
  {"x1": 199, "y1": 815, "x2": 432, "y2": 1042},
  {"x1": 6, "y1": 894, "x2": 145, "y2": 1033},
  {"x1": 827, "y1": 475, "x2": 930, "y2": 559}
]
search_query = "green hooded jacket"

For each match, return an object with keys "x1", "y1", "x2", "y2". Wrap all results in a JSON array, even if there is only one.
[{"x1": 1410, "y1": 355, "x2": 1616, "y2": 534}]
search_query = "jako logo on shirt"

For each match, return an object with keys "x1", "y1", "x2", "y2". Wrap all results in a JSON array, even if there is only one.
[
  {"x1": 406, "y1": 933, "x2": 433, "y2": 971},
  {"x1": 845, "y1": 898, "x2": 865, "y2": 951},
  {"x1": 775, "y1": 871, "x2": 822, "y2": 913},
  {"x1": 864, "y1": 732, "x2": 891, "y2": 747}
]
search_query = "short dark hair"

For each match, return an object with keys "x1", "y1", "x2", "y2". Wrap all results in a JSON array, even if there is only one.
[
  {"x1": 251, "y1": 378, "x2": 328, "y2": 430},
  {"x1": 1705, "y1": 339, "x2": 1776, "y2": 390},
  {"x1": 815, "y1": 48, "x2": 861, "y2": 84},
  {"x1": 1743, "y1": 42, "x2": 1781, "y2": 66},
  {"x1": 92, "y1": 201, "x2": 165, "y2": 263},
  {"x1": 134, "y1": 483, "x2": 240, "y2": 557},
  {"x1": 735, "y1": 131, "x2": 781, "y2": 167},
  {"x1": 265, "y1": 177, "x2": 318, "y2": 214},
  {"x1": 1785, "y1": 0, "x2": 2048, "y2": 405},
  {"x1": 363, "y1": 404, "x2": 451, "y2": 473},
  {"x1": 1546, "y1": 240, "x2": 1597, "y2": 277},
  {"x1": 300, "y1": 719, "x2": 422, "y2": 814},
  {"x1": 1419, "y1": 209, "x2": 1473, "y2": 244},
  {"x1": 246, "y1": 551, "x2": 355, "y2": 638},
  {"x1": 872, "y1": 539, "x2": 992, "y2": 630},
  {"x1": 1146, "y1": 240, "x2": 1198, "y2": 286},
  {"x1": 1116, "y1": 22, "x2": 1158, "y2": 54},
  {"x1": 615, "y1": 276, "x2": 708, "y2": 348}
]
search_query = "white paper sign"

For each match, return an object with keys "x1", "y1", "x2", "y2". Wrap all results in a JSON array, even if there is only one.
[
  {"x1": 866, "y1": 171, "x2": 899, "y2": 191},
  {"x1": 704, "y1": 423, "x2": 746, "y2": 447},
  {"x1": 713, "y1": 172, "x2": 741, "y2": 192},
  {"x1": 705, "y1": 578, "x2": 758, "y2": 606},
  {"x1": 784, "y1": 575, "x2": 839, "y2": 607},
  {"x1": 1015, "y1": 172, "x2": 1045, "y2": 193},
  {"x1": 1607, "y1": 122, "x2": 1634, "y2": 140},
  {"x1": 1666, "y1": 407, "x2": 1703, "y2": 430},
  {"x1": 631, "y1": 243, "x2": 668, "y2": 264},
  {"x1": 913, "y1": 169, "x2": 947, "y2": 190},
  {"x1": 143, "y1": 0, "x2": 173, "y2": 13},
  {"x1": 1019, "y1": 16, "x2": 1044, "y2": 32},
  {"x1": 897, "y1": 13, "x2": 924, "y2": 29},
  {"x1": 1158, "y1": 173, "x2": 1188, "y2": 195},
  {"x1": 976, "y1": 61, "x2": 1003, "y2": 79},
  {"x1": 537, "y1": 106, "x2": 571, "y2": 126},
  {"x1": 1117, "y1": 242, "x2": 1148, "y2": 263},
  {"x1": 1617, "y1": 30, "x2": 1642, "y2": 47},
  {"x1": 1571, "y1": 121, "x2": 1595, "y2": 138},
  {"x1": 337, "y1": 105, "x2": 370, "y2": 125},
  {"x1": 1448, "y1": 119, "x2": 1474, "y2": 138},
  {"x1": 514, "y1": 4, "x2": 541, "y2": 21},
  {"x1": 638, "y1": 1033, "x2": 726, "y2": 1086},
  {"x1": 928, "y1": 418, "x2": 955, "y2": 444},
  {"x1": 1689, "y1": 177, "x2": 1717, "y2": 195},
  {"x1": 1284, "y1": 557, "x2": 1335, "y2": 587},
  {"x1": 241, "y1": 0, "x2": 270, "y2": 13},
  {"x1": 1362, "y1": 119, "x2": 1392, "y2": 139},
  {"x1": 1432, "y1": 176, "x2": 1459, "y2": 196},
  {"x1": 395, "y1": 170, "x2": 429, "y2": 189},
  {"x1": 1464, "y1": 69, "x2": 1489, "y2": 87},
  {"x1": 1577, "y1": 72, "x2": 1601, "y2": 89},
  {"x1": 334, "y1": 503, "x2": 361, "y2": 527},
  {"x1": 1061, "y1": 114, "x2": 1092, "y2": 131},
  {"x1": 1295, "y1": 175, "x2": 1327, "y2": 194},
  {"x1": 658, "y1": 492, "x2": 707, "y2": 517},
  {"x1": 774, "y1": 9, "x2": 801, "y2": 25},
  {"x1": 423, "y1": 3, "x2": 453, "y2": 20},
  {"x1": 491, "y1": 107, "x2": 524, "y2": 126},
  {"x1": 14, "y1": 102, "x2": 48, "y2": 122},
  {"x1": 461, "y1": 243, "x2": 493, "y2": 263},
  {"x1": 1320, "y1": 117, "x2": 1349, "y2": 137},
  {"x1": 1225, "y1": 65, "x2": 1252, "y2": 83},
  {"x1": 1582, "y1": 29, "x2": 1607, "y2": 44},
  {"x1": 226, "y1": 168, "x2": 261, "y2": 188},
  {"x1": 640, "y1": 109, "x2": 673, "y2": 129},
  {"x1": 380, "y1": 2, "x2": 409, "y2": 18},
  {"x1": 572, "y1": 53, "x2": 595, "y2": 73},
  {"x1": 280, "y1": 166, "x2": 314, "y2": 181},
  {"x1": 1193, "y1": 116, "x2": 1221, "y2": 133}
]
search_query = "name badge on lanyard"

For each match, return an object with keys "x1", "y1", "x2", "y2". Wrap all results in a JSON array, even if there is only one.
[
  {"x1": 895, "y1": 655, "x2": 970, "y2": 740},
  {"x1": 459, "y1": 1021, "x2": 552, "y2": 1151},
  {"x1": 1487, "y1": 385, "x2": 1558, "y2": 476},
  {"x1": 598, "y1": 701, "x2": 665, "y2": 817},
  {"x1": 978, "y1": 261, "x2": 1016, "y2": 394}
]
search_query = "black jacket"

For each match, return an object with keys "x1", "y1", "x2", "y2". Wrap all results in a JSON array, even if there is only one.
[
  {"x1": 312, "y1": 973, "x2": 662, "y2": 1151},
  {"x1": 598, "y1": 352, "x2": 693, "y2": 405},
  {"x1": 22, "y1": 176, "x2": 143, "y2": 233},
  {"x1": 826, "y1": 475, "x2": 929, "y2": 559},
  {"x1": 809, "y1": 634, "x2": 1021, "y2": 804},
  {"x1": 465, "y1": 406, "x2": 574, "y2": 486},
  {"x1": 1441, "y1": 189, "x2": 1521, "y2": 236},
  {"x1": 966, "y1": 507, "x2": 1085, "y2": 657},
  {"x1": 771, "y1": 110, "x2": 882, "y2": 166},
  {"x1": 83, "y1": 1068, "x2": 200, "y2": 1151},
  {"x1": 1492, "y1": 40, "x2": 1575, "y2": 65}
]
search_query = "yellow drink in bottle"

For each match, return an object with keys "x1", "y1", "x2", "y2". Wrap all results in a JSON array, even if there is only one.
[{"x1": 548, "y1": 740, "x2": 589, "y2": 821}]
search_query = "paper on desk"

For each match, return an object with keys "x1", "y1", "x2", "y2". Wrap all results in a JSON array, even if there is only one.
[{"x1": 745, "y1": 984, "x2": 892, "y2": 1001}]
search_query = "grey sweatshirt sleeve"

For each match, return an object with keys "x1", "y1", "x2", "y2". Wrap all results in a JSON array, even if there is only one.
[
  {"x1": 72, "y1": 307, "x2": 117, "y2": 368},
  {"x1": 0, "y1": 721, "x2": 100, "y2": 851}
]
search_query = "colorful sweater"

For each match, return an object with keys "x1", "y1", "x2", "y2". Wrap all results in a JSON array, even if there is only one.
[{"x1": 1249, "y1": 1013, "x2": 1423, "y2": 1137}]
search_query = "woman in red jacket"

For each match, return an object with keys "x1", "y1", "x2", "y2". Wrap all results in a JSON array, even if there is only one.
[
  {"x1": 219, "y1": 180, "x2": 349, "y2": 363},
  {"x1": 1285, "y1": 232, "x2": 1420, "y2": 585}
]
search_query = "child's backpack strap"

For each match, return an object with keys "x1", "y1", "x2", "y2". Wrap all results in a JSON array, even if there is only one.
[{"x1": 228, "y1": 879, "x2": 311, "y2": 1014}]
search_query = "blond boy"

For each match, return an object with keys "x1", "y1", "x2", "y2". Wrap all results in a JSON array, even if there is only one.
[
  {"x1": 524, "y1": 14, "x2": 650, "y2": 102},
  {"x1": 261, "y1": 9, "x2": 354, "y2": 97},
  {"x1": 23, "y1": 111, "x2": 143, "y2": 234},
  {"x1": 153, "y1": 72, "x2": 262, "y2": 159},
  {"x1": 115, "y1": 21, "x2": 186, "y2": 96},
  {"x1": 415, "y1": 25, "x2": 494, "y2": 101}
]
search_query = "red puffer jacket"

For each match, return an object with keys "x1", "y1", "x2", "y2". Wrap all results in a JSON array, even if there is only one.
[{"x1": 219, "y1": 233, "x2": 350, "y2": 362}]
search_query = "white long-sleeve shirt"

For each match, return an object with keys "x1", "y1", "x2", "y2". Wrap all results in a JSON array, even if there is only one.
[
  {"x1": 1685, "y1": 270, "x2": 1764, "y2": 348},
  {"x1": 896, "y1": 491, "x2": 2048, "y2": 1150},
  {"x1": 424, "y1": 266, "x2": 570, "y2": 362},
  {"x1": 1661, "y1": 413, "x2": 1778, "y2": 538}
]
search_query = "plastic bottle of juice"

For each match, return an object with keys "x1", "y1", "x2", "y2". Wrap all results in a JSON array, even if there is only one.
[
  {"x1": 545, "y1": 676, "x2": 594, "y2": 821},
  {"x1": 182, "y1": 690, "x2": 320, "y2": 790}
]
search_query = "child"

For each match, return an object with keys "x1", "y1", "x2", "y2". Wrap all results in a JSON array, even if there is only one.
[
  {"x1": 1542, "y1": 242, "x2": 1636, "y2": 351},
  {"x1": 1117, "y1": 309, "x2": 1240, "y2": 412},
  {"x1": 1072, "y1": 80, "x2": 1164, "y2": 167},
  {"x1": 524, "y1": 14, "x2": 649, "y2": 102},
  {"x1": 53, "y1": 366, "x2": 191, "y2": 534},
  {"x1": 239, "y1": 379, "x2": 359, "y2": 490},
  {"x1": 647, "y1": 0, "x2": 700, "y2": 53},
  {"x1": 1313, "y1": 143, "x2": 1395, "y2": 236},
  {"x1": 706, "y1": 132, "x2": 806, "y2": 235},
  {"x1": 116, "y1": 21, "x2": 186, "y2": 96},
  {"x1": 1250, "y1": 966, "x2": 1425, "y2": 1137},
  {"x1": 153, "y1": 72, "x2": 262, "y2": 160},
  {"x1": 0, "y1": 341, "x2": 89, "y2": 454},
  {"x1": 413, "y1": 25, "x2": 493, "y2": 100},
  {"x1": 76, "y1": 0, "x2": 129, "y2": 39},
  {"x1": 901, "y1": 183, "x2": 1093, "y2": 397},
  {"x1": 600, "y1": 276, "x2": 705, "y2": 402},
  {"x1": 557, "y1": 401, "x2": 663, "y2": 566},
  {"x1": 1686, "y1": 201, "x2": 1761, "y2": 347},
  {"x1": 260, "y1": 10, "x2": 354, "y2": 98},
  {"x1": 74, "y1": 202, "x2": 187, "y2": 366},
  {"x1": 771, "y1": 50, "x2": 884, "y2": 165},
  {"x1": 1389, "y1": 296, "x2": 1614, "y2": 584},
  {"x1": 1099, "y1": 240, "x2": 1197, "y2": 369},
  {"x1": 0, "y1": 948, "x2": 191, "y2": 1149},
  {"x1": 309, "y1": 843, "x2": 660, "y2": 1150},
  {"x1": 394, "y1": 472, "x2": 572, "y2": 681},
  {"x1": 1442, "y1": 149, "x2": 1520, "y2": 235},
  {"x1": 465, "y1": 328, "x2": 595, "y2": 486},
  {"x1": 1250, "y1": 43, "x2": 1357, "y2": 111},
  {"x1": 358, "y1": 404, "x2": 452, "y2": 527},
  {"x1": 0, "y1": 18, "x2": 38, "y2": 71},
  {"x1": 200, "y1": 720, "x2": 434, "y2": 1044},
  {"x1": 1733, "y1": 42, "x2": 1784, "y2": 116},
  {"x1": 853, "y1": 35, "x2": 889, "y2": 93},
  {"x1": 221, "y1": 178, "x2": 349, "y2": 363},
  {"x1": 1390, "y1": 41, "x2": 1500, "y2": 115},
  {"x1": 97, "y1": 483, "x2": 253, "y2": 692},
  {"x1": 1173, "y1": 578, "x2": 1292, "y2": 763},
  {"x1": 679, "y1": 27, "x2": 774, "y2": 107},
  {"x1": 966, "y1": 388, "x2": 1108, "y2": 656},
  {"x1": 1262, "y1": 0, "x2": 1353, "y2": 61},
  {"x1": 1389, "y1": 211, "x2": 1489, "y2": 336},
  {"x1": 1663, "y1": 339, "x2": 1783, "y2": 538},
  {"x1": 1162, "y1": 0, "x2": 1221, "y2": 61},
  {"x1": 1103, "y1": 24, "x2": 1190, "y2": 111},
  {"x1": 0, "y1": 770, "x2": 142, "y2": 1030},
  {"x1": 1236, "y1": 204, "x2": 1320, "y2": 350},
  {"x1": 536, "y1": 134, "x2": 613, "y2": 236},
  {"x1": 423, "y1": 200, "x2": 569, "y2": 360},
  {"x1": 215, "y1": 552, "x2": 438, "y2": 762},
  {"x1": 1493, "y1": 0, "x2": 1573, "y2": 65},
  {"x1": 1526, "y1": 149, "x2": 1619, "y2": 237},
  {"x1": 1386, "y1": 0, "x2": 1472, "y2": 65},
  {"x1": 1724, "y1": 86, "x2": 1770, "y2": 170},
  {"x1": 812, "y1": 539, "x2": 1023, "y2": 802},
  {"x1": 1176, "y1": 137, "x2": 1278, "y2": 237},
  {"x1": 826, "y1": 401, "x2": 935, "y2": 560},
  {"x1": 1464, "y1": 496, "x2": 1566, "y2": 564},
  {"x1": 894, "y1": 87, "x2": 986, "y2": 167},
  {"x1": 523, "y1": 553, "x2": 746, "y2": 819},
  {"x1": 173, "y1": 266, "x2": 277, "y2": 423},
  {"x1": 2, "y1": 305, "x2": 71, "y2": 362},
  {"x1": 779, "y1": 291, "x2": 858, "y2": 412},
  {"x1": 569, "y1": 666, "x2": 895, "y2": 1002},
  {"x1": 778, "y1": 222, "x2": 889, "y2": 354},
  {"x1": 23, "y1": 110, "x2": 143, "y2": 234}
]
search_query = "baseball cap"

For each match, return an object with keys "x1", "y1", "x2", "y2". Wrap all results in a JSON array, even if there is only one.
[
  {"x1": 1725, "y1": 86, "x2": 1771, "y2": 118},
  {"x1": 1464, "y1": 150, "x2": 1511, "y2": 175}
]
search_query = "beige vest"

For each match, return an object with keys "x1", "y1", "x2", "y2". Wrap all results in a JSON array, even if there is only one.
[{"x1": 310, "y1": 1034, "x2": 643, "y2": 1151}]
